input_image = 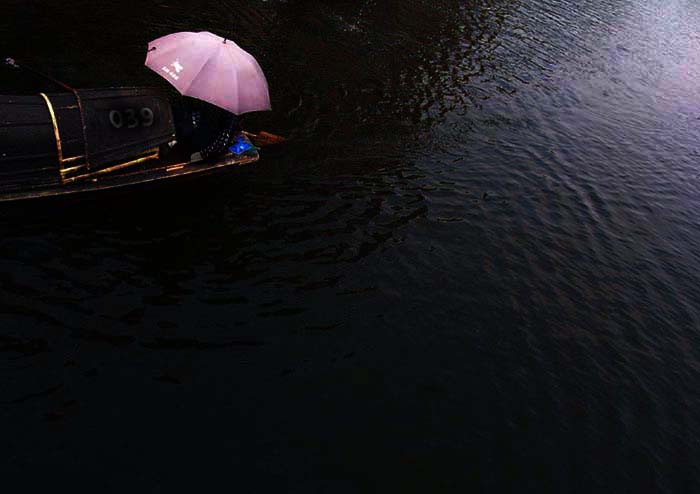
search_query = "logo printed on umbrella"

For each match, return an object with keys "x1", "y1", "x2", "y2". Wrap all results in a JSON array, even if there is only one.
[
  {"x1": 160, "y1": 61, "x2": 183, "y2": 81},
  {"x1": 161, "y1": 66, "x2": 179, "y2": 80},
  {"x1": 171, "y1": 60, "x2": 184, "y2": 73}
]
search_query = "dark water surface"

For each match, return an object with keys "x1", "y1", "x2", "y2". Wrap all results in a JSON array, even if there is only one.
[{"x1": 2, "y1": 0, "x2": 700, "y2": 491}]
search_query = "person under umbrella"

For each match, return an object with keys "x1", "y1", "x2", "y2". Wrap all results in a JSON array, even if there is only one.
[
  {"x1": 171, "y1": 97, "x2": 241, "y2": 161},
  {"x1": 145, "y1": 31, "x2": 271, "y2": 161}
]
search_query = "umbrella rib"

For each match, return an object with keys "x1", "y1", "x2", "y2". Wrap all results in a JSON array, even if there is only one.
[
  {"x1": 227, "y1": 47, "x2": 270, "y2": 112},
  {"x1": 149, "y1": 44, "x2": 180, "y2": 62},
  {"x1": 147, "y1": 33, "x2": 197, "y2": 64},
  {"x1": 224, "y1": 46, "x2": 241, "y2": 113},
  {"x1": 182, "y1": 54, "x2": 216, "y2": 96}
]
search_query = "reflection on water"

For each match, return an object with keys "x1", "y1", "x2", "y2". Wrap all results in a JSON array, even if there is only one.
[{"x1": 2, "y1": 0, "x2": 700, "y2": 491}]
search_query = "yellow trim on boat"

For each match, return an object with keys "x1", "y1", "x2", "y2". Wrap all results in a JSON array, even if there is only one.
[
  {"x1": 40, "y1": 92, "x2": 89, "y2": 182},
  {"x1": 61, "y1": 155, "x2": 85, "y2": 164},
  {"x1": 39, "y1": 92, "x2": 64, "y2": 165},
  {"x1": 61, "y1": 148, "x2": 160, "y2": 184}
]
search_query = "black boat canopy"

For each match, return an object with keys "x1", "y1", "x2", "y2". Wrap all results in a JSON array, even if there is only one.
[{"x1": 0, "y1": 87, "x2": 176, "y2": 190}]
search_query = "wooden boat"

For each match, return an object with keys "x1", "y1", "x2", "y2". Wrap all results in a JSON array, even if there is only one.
[{"x1": 0, "y1": 87, "x2": 259, "y2": 203}]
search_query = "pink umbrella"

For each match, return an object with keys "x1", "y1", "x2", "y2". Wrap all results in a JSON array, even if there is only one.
[{"x1": 145, "y1": 31, "x2": 271, "y2": 115}]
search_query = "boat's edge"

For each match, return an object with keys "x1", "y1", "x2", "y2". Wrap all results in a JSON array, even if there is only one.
[{"x1": 0, "y1": 150, "x2": 259, "y2": 204}]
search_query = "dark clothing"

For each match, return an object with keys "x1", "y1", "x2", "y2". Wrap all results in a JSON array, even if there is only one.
[{"x1": 172, "y1": 97, "x2": 241, "y2": 160}]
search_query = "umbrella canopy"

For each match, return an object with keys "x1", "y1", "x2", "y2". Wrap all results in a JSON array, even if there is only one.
[{"x1": 145, "y1": 31, "x2": 271, "y2": 115}]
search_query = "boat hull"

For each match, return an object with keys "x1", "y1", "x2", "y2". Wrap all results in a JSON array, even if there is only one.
[{"x1": 0, "y1": 88, "x2": 259, "y2": 204}]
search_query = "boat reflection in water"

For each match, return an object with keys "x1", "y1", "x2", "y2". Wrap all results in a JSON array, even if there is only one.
[{"x1": 0, "y1": 87, "x2": 259, "y2": 203}]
